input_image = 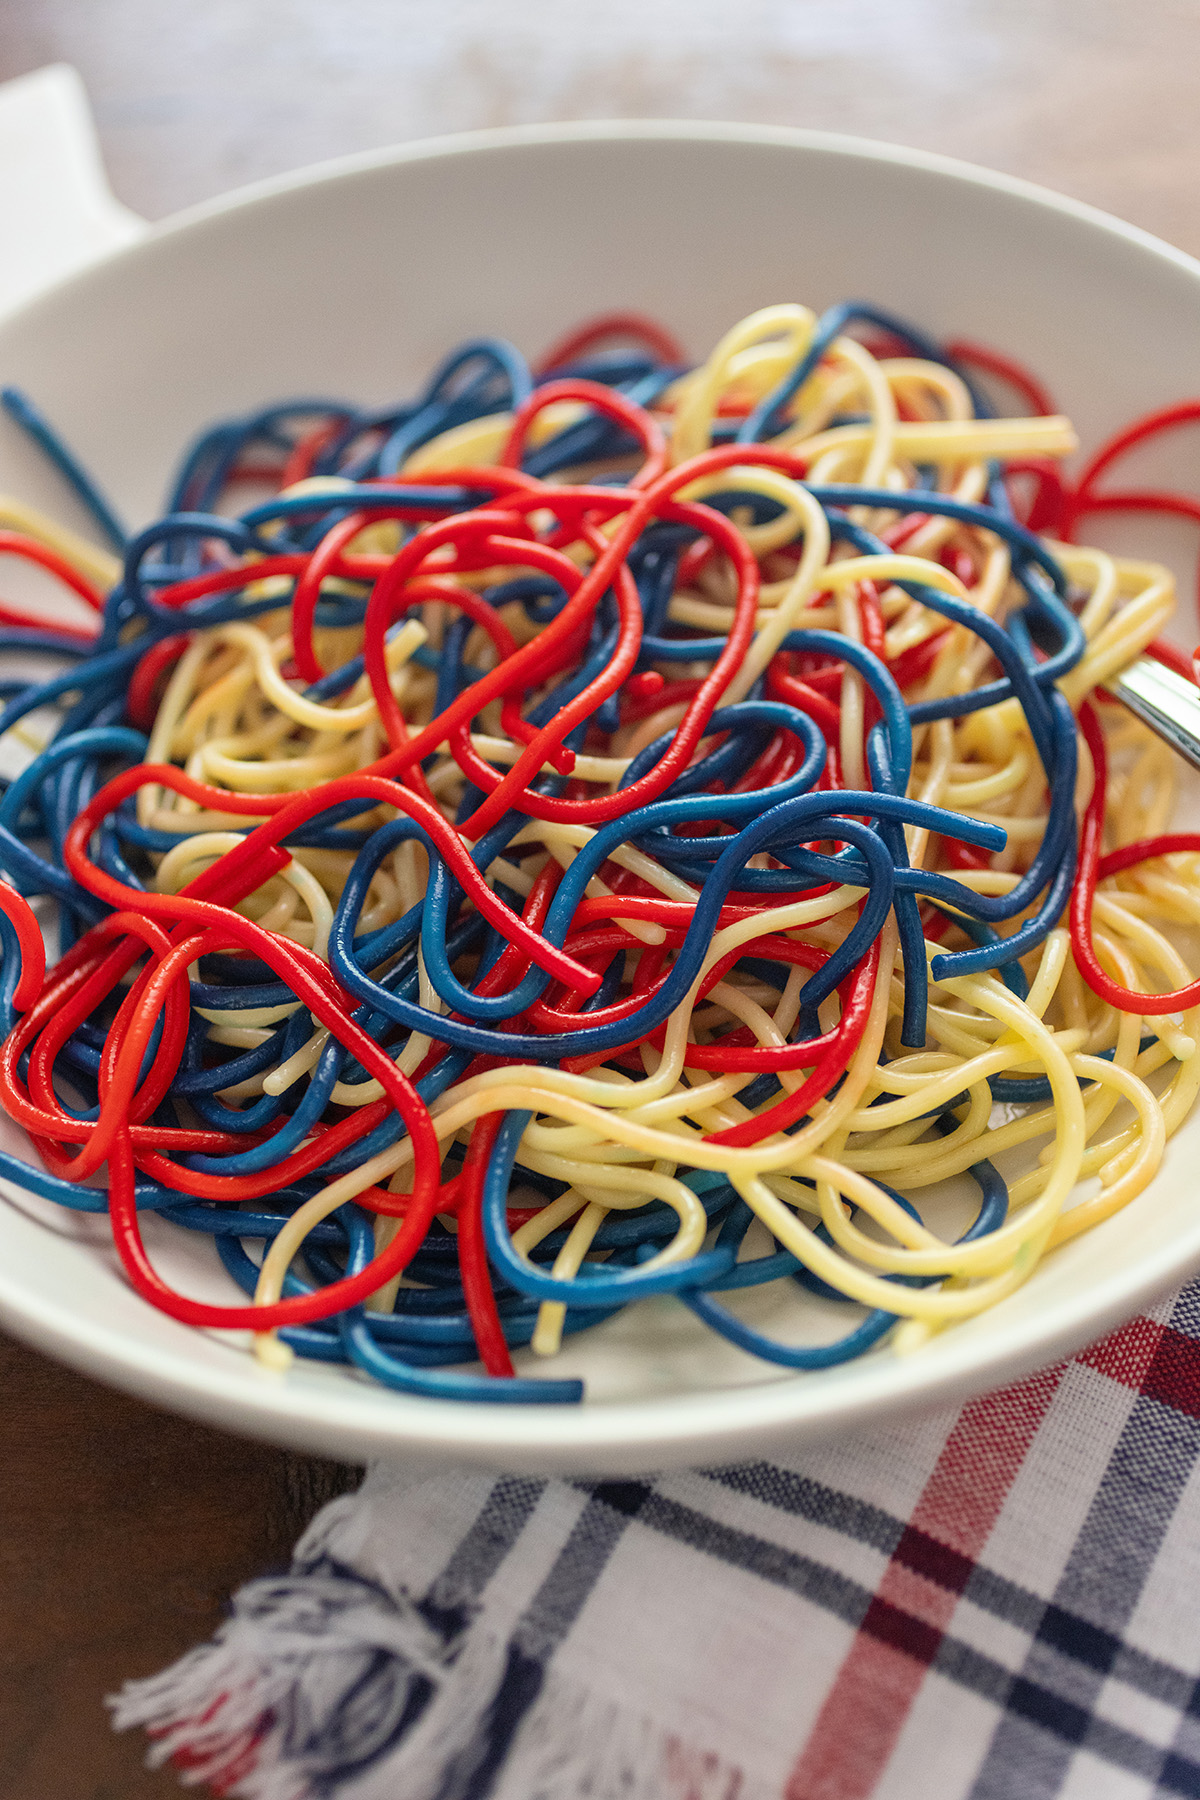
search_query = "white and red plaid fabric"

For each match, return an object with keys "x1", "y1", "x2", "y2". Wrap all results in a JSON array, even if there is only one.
[{"x1": 113, "y1": 1279, "x2": 1200, "y2": 1800}]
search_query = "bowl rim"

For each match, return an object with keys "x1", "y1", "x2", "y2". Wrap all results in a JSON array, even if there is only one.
[
  {"x1": 1, "y1": 1210, "x2": 1196, "y2": 1471},
  {"x1": 4, "y1": 116, "x2": 1200, "y2": 1469},
  {"x1": 7, "y1": 117, "x2": 1200, "y2": 337}
]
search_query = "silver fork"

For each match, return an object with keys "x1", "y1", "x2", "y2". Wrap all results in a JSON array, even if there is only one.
[{"x1": 1109, "y1": 657, "x2": 1200, "y2": 772}]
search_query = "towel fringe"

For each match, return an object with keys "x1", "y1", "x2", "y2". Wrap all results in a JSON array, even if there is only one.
[
  {"x1": 481, "y1": 1665, "x2": 752, "y2": 1800},
  {"x1": 110, "y1": 1554, "x2": 751, "y2": 1800}
]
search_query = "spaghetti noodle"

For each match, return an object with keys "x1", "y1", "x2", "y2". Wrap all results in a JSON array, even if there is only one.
[{"x1": 0, "y1": 300, "x2": 1195, "y2": 1401}]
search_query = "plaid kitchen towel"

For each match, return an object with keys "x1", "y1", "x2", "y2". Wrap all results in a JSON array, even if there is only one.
[{"x1": 113, "y1": 1277, "x2": 1200, "y2": 1800}]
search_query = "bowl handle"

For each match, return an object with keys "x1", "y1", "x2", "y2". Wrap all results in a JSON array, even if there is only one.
[{"x1": 0, "y1": 63, "x2": 146, "y2": 320}]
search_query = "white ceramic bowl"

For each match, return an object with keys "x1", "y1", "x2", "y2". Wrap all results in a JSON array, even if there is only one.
[{"x1": 2, "y1": 121, "x2": 1200, "y2": 1475}]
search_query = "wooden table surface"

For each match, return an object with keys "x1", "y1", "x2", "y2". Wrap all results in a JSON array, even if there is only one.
[{"x1": 0, "y1": 3, "x2": 1198, "y2": 1795}]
